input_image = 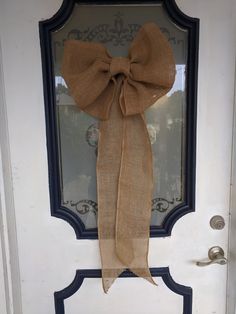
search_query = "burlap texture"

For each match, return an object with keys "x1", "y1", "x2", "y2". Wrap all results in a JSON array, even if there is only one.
[{"x1": 62, "y1": 22, "x2": 176, "y2": 292}]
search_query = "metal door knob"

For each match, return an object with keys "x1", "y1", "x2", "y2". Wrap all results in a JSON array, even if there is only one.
[{"x1": 196, "y1": 246, "x2": 227, "y2": 267}]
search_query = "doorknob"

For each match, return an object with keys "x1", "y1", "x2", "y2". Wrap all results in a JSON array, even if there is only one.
[{"x1": 196, "y1": 246, "x2": 227, "y2": 267}]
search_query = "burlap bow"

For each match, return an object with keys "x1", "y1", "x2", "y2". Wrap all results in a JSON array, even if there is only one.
[{"x1": 62, "y1": 22, "x2": 175, "y2": 292}]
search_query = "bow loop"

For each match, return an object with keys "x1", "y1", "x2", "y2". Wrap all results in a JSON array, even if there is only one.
[{"x1": 62, "y1": 23, "x2": 176, "y2": 121}]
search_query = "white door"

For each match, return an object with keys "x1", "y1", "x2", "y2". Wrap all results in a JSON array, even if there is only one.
[{"x1": 0, "y1": 0, "x2": 235, "y2": 313}]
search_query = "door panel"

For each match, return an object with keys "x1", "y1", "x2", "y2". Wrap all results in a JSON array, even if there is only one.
[
  {"x1": 63, "y1": 271, "x2": 184, "y2": 314},
  {"x1": 55, "y1": 268, "x2": 192, "y2": 314},
  {"x1": 0, "y1": 0, "x2": 235, "y2": 313}
]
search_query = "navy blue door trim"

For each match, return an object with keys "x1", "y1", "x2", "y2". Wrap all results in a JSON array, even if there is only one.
[{"x1": 54, "y1": 268, "x2": 192, "y2": 314}]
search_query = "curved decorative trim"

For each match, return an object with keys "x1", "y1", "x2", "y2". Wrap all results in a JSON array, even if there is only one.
[
  {"x1": 39, "y1": 0, "x2": 199, "y2": 239},
  {"x1": 54, "y1": 267, "x2": 192, "y2": 314}
]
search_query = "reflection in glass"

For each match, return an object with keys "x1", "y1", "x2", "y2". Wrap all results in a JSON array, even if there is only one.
[{"x1": 52, "y1": 4, "x2": 188, "y2": 229}]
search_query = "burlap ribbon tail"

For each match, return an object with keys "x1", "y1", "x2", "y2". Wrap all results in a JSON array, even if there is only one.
[{"x1": 62, "y1": 22, "x2": 175, "y2": 293}]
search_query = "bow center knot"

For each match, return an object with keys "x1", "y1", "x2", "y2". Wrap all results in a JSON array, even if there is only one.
[{"x1": 110, "y1": 57, "x2": 130, "y2": 77}]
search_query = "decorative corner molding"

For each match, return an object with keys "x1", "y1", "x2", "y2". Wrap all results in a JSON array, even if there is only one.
[{"x1": 54, "y1": 267, "x2": 192, "y2": 314}]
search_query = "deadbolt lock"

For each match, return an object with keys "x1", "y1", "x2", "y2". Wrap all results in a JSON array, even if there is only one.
[{"x1": 210, "y1": 215, "x2": 225, "y2": 230}]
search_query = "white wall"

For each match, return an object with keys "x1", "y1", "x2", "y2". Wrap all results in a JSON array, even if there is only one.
[
  {"x1": 0, "y1": 224, "x2": 7, "y2": 314},
  {"x1": 0, "y1": 40, "x2": 20, "y2": 314},
  {"x1": 227, "y1": 62, "x2": 236, "y2": 314},
  {"x1": 0, "y1": 22, "x2": 7, "y2": 313}
]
